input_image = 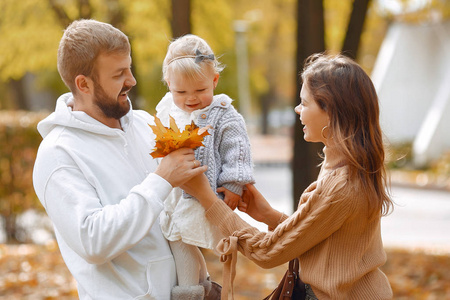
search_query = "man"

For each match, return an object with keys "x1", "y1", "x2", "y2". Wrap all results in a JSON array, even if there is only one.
[{"x1": 33, "y1": 19, "x2": 207, "y2": 299}]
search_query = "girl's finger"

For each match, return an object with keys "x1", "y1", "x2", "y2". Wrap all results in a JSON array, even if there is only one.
[
  {"x1": 217, "y1": 187, "x2": 226, "y2": 193},
  {"x1": 237, "y1": 199, "x2": 247, "y2": 212}
]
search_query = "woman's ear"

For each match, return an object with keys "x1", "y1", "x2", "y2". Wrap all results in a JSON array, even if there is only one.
[{"x1": 75, "y1": 75, "x2": 92, "y2": 95}]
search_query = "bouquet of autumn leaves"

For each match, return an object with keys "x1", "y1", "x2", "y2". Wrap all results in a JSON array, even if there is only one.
[{"x1": 149, "y1": 115, "x2": 211, "y2": 158}]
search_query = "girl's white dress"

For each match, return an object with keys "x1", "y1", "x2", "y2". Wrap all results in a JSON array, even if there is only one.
[{"x1": 156, "y1": 93, "x2": 224, "y2": 249}]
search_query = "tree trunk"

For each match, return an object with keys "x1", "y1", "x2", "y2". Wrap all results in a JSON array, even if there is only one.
[
  {"x1": 8, "y1": 77, "x2": 29, "y2": 110},
  {"x1": 4, "y1": 214, "x2": 18, "y2": 243},
  {"x1": 292, "y1": 0, "x2": 325, "y2": 209},
  {"x1": 171, "y1": 0, "x2": 191, "y2": 38},
  {"x1": 260, "y1": 92, "x2": 274, "y2": 135},
  {"x1": 341, "y1": 0, "x2": 371, "y2": 59}
]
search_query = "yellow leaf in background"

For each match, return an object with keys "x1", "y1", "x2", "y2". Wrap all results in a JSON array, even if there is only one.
[{"x1": 149, "y1": 115, "x2": 211, "y2": 158}]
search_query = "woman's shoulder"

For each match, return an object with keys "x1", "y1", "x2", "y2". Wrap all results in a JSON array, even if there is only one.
[
  {"x1": 295, "y1": 166, "x2": 362, "y2": 222},
  {"x1": 316, "y1": 165, "x2": 352, "y2": 197},
  {"x1": 314, "y1": 165, "x2": 370, "y2": 212}
]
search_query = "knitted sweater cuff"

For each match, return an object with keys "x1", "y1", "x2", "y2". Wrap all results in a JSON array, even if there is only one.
[
  {"x1": 206, "y1": 200, "x2": 246, "y2": 235},
  {"x1": 221, "y1": 182, "x2": 244, "y2": 196}
]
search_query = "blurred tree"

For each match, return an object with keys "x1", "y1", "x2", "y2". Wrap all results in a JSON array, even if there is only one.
[
  {"x1": 342, "y1": 0, "x2": 371, "y2": 59},
  {"x1": 292, "y1": 0, "x2": 325, "y2": 207},
  {"x1": 255, "y1": 0, "x2": 296, "y2": 135},
  {"x1": 0, "y1": 0, "x2": 173, "y2": 111},
  {"x1": 226, "y1": 0, "x2": 296, "y2": 133},
  {"x1": 2, "y1": 0, "x2": 447, "y2": 113},
  {"x1": 0, "y1": 0, "x2": 62, "y2": 109},
  {"x1": 0, "y1": 0, "x2": 297, "y2": 116},
  {"x1": 259, "y1": 19, "x2": 280, "y2": 135},
  {"x1": 0, "y1": 112, "x2": 47, "y2": 242},
  {"x1": 293, "y1": 0, "x2": 376, "y2": 207},
  {"x1": 171, "y1": 0, "x2": 191, "y2": 37}
]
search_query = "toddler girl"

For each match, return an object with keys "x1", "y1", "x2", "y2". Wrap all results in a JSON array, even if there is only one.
[{"x1": 157, "y1": 34, "x2": 255, "y2": 299}]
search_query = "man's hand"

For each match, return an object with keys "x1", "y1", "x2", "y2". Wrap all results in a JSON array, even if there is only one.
[
  {"x1": 154, "y1": 148, "x2": 207, "y2": 187},
  {"x1": 217, "y1": 187, "x2": 240, "y2": 210}
]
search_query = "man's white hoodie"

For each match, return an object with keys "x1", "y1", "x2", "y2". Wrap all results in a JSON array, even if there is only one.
[{"x1": 33, "y1": 93, "x2": 176, "y2": 299}]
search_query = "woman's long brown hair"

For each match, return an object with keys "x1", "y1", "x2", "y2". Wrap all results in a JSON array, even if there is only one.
[{"x1": 301, "y1": 53, "x2": 393, "y2": 216}]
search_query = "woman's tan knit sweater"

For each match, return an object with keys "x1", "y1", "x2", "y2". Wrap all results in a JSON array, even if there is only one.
[{"x1": 205, "y1": 147, "x2": 393, "y2": 299}]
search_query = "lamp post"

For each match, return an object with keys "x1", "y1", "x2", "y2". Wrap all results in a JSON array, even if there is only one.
[{"x1": 234, "y1": 20, "x2": 251, "y2": 123}]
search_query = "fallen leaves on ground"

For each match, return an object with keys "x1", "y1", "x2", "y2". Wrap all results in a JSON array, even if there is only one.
[
  {"x1": 381, "y1": 248, "x2": 450, "y2": 299},
  {"x1": 0, "y1": 241, "x2": 77, "y2": 300},
  {"x1": 0, "y1": 243, "x2": 449, "y2": 299}
]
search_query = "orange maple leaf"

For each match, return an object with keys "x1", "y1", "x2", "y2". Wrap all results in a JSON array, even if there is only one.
[{"x1": 149, "y1": 115, "x2": 211, "y2": 158}]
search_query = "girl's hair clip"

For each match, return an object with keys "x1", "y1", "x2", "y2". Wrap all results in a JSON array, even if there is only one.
[
  {"x1": 167, "y1": 49, "x2": 215, "y2": 65},
  {"x1": 194, "y1": 49, "x2": 215, "y2": 63}
]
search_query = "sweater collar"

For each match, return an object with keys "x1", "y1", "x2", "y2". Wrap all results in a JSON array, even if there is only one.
[{"x1": 319, "y1": 146, "x2": 347, "y2": 178}]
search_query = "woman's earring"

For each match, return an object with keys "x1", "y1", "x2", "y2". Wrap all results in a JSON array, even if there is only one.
[{"x1": 321, "y1": 126, "x2": 329, "y2": 140}]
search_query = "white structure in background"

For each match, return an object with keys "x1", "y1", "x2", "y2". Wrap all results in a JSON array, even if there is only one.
[{"x1": 371, "y1": 21, "x2": 450, "y2": 167}]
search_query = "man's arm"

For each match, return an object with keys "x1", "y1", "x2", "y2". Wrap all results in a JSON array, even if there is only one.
[{"x1": 36, "y1": 148, "x2": 205, "y2": 264}]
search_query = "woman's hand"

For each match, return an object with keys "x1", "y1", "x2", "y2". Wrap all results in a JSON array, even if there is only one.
[
  {"x1": 181, "y1": 173, "x2": 218, "y2": 210},
  {"x1": 238, "y1": 183, "x2": 282, "y2": 228}
]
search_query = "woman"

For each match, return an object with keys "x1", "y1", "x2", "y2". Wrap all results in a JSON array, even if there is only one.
[{"x1": 182, "y1": 53, "x2": 394, "y2": 299}]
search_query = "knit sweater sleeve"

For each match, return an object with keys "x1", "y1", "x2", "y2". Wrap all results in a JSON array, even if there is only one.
[
  {"x1": 215, "y1": 108, "x2": 255, "y2": 195},
  {"x1": 206, "y1": 167, "x2": 355, "y2": 269}
]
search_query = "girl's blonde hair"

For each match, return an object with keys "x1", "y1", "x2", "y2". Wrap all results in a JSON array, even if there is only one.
[
  {"x1": 57, "y1": 19, "x2": 130, "y2": 94},
  {"x1": 301, "y1": 53, "x2": 393, "y2": 216},
  {"x1": 162, "y1": 34, "x2": 224, "y2": 83}
]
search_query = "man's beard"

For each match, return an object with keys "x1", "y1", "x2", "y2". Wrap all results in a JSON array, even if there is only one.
[{"x1": 93, "y1": 81, "x2": 131, "y2": 120}]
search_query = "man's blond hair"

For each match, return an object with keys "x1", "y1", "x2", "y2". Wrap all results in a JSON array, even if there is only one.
[{"x1": 57, "y1": 19, "x2": 130, "y2": 93}]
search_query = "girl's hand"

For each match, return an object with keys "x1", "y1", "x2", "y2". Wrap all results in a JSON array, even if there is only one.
[
  {"x1": 238, "y1": 184, "x2": 281, "y2": 228},
  {"x1": 217, "y1": 187, "x2": 240, "y2": 210}
]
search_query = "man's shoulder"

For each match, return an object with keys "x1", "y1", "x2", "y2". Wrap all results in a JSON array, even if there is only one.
[
  {"x1": 131, "y1": 109, "x2": 155, "y2": 125},
  {"x1": 132, "y1": 109, "x2": 152, "y2": 118},
  {"x1": 36, "y1": 125, "x2": 83, "y2": 161}
]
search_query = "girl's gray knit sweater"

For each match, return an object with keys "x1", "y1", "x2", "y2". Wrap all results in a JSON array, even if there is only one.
[
  {"x1": 157, "y1": 92, "x2": 255, "y2": 197},
  {"x1": 194, "y1": 94, "x2": 255, "y2": 197}
]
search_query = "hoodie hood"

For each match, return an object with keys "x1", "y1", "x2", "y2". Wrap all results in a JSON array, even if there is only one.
[{"x1": 37, "y1": 93, "x2": 133, "y2": 138}]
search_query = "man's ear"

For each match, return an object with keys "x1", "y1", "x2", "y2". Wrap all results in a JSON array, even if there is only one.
[{"x1": 75, "y1": 75, "x2": 92, "y2": 95}]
